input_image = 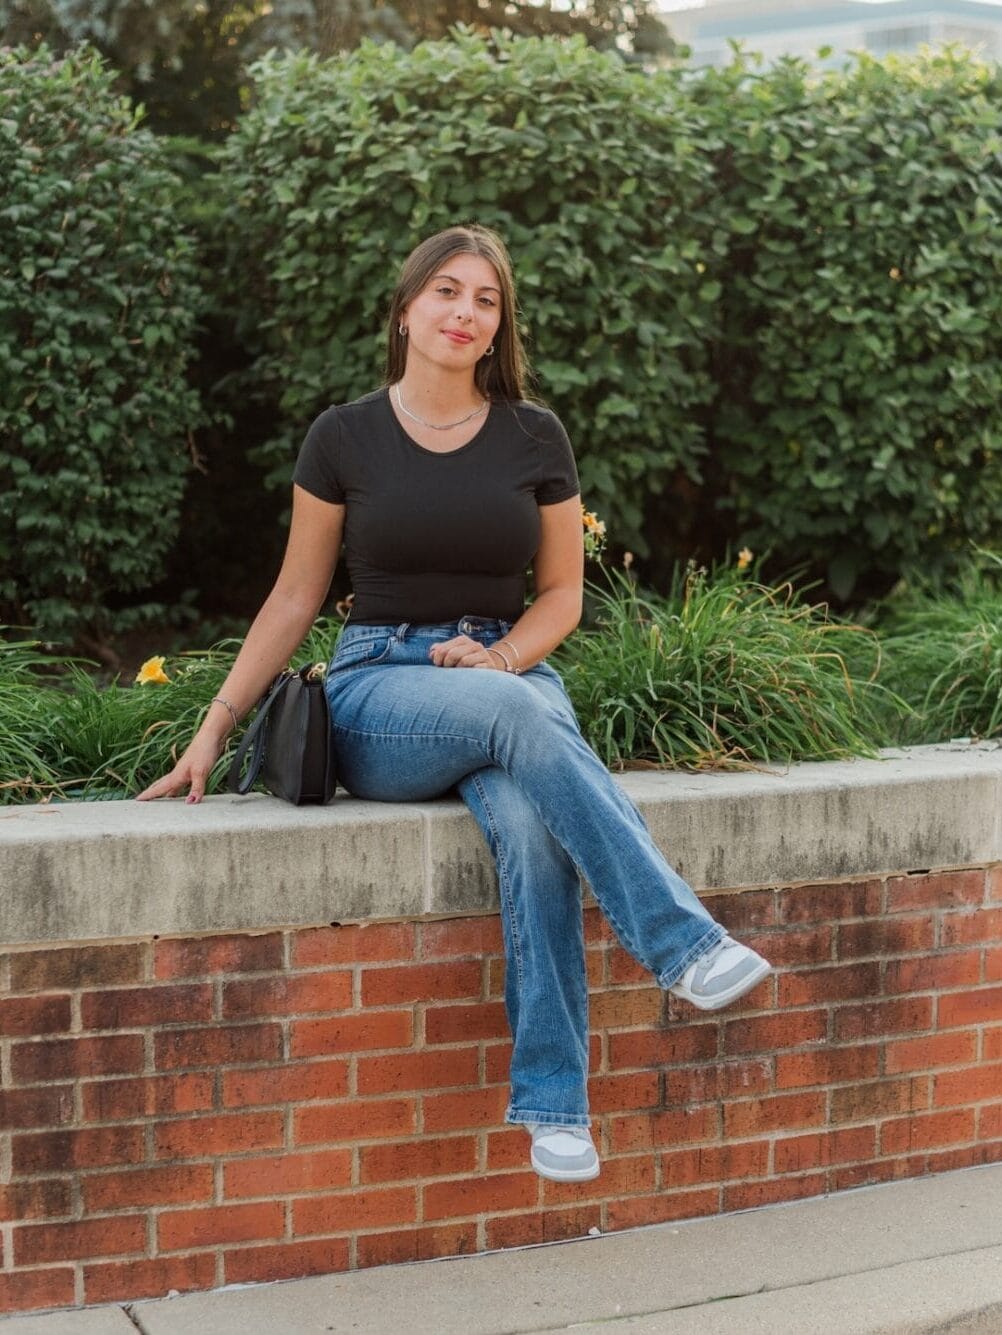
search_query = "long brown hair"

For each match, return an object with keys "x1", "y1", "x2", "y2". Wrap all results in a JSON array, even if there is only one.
[{"x1": 385, "y1": 225, "x2": 530, "y2": 401}]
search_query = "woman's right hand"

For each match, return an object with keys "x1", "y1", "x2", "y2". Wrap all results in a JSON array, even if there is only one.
[{"x1": 135, "y1": 731, "x2": 227, "y2": 804}]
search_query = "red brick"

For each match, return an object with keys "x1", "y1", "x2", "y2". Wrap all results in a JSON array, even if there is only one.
[
  {"x1": 14, "y1": 1215, "x2": 145, "y2": 1264},
  {"x1": 13, "y1": 1034, "x2": 144, "y2": 1083},
  {"x1": 355, "y1": 1229, "x2": 421, "y2": 1268},
  {"x1": 986, "y1": 948, "x2": 1002, "y2": 983},
  {"x1": 607, "y1": 948, "x2": 650, "y2": 986},
  {"x1": 293, "y1": 1187, "x2": 418, "y2": 1234},
  {"x1": 361, "y1": 962, "x2": 480, "y2": 1007},
  {"x1": 880, "y1": 1108, "x2": 976, "y2": 1154},
  {"x1": 745, "y1": 926, "x2": 833, "y2": 968},
  {"x1": 84, "y1": 1253, "x2": 217, "y2": 1305},
  {"x1": 885, "y1": 952, "x2": 982, "y2": 994},
  {"x1": 830, "y1": 1160, "x2": 906, "y2": 1192},
  {"x1": 0, "y1": 994, "x2": 71, "y2": 1036},
  {"x1": 422, "y1": 1086, "x2": 508, "y2": 1133},
  {"x1": 662, "y1": 1065, "x2": 724, "y2": 1106},
  {"x1": 0, "y1": 1268, "x2": 75, "y2": 1314},
  {"x1": 586, "y1": 949, "x2": 607, "y2": 988},
  {"x1": 222, "y1": 1060, "x2": 348, "y2": 1109},
  {"x1": 886, "y1": 1031, "x2": 977, "y2": 1074},
  {"x1": 155, "y1": 1024, "x2": 282, "y2": 1070},
  {"x1": 985, "y1": 1027, "x2": 1002, "y2": 1061},
  {"x1": 293, "y1": 922, "x2": 415, "y2": 967},
  {"x1": 425, "y1": 1001, "x2": 509, "y2": 1044},
  {"x1": 487, "y1": 1127, "x2": 529, "y2": 1170},
  {"x1": 838, "y1": 918, "x2": 934, "y2": 958},
  {"x1": 83, "y1": 1073, "x2": 214, "y2": 1123},
  {"x1": 887, "y1": 870, "x2": 984, "y2": 912},
  {"x1": 661, "y1": 1142, "x2": 770, "y2": 1187},
  {"x1": 934, "y1": 1064, "x2": 1002, "y2": 1108},
  {"x1": 724, "y1": 1173, "x2": 826, "y2": 1212},
  {"x1": 606, "y1": 1187, "x2": 718, "y2": 1230},
  {"x1": 486, "y1": 1211, "x2": 543, "y2": 1249},
  {"x1": 291, "y1": 1010, "x2": 413, "y2": 1058},
  {"x1": 608, "y1": 1025, "x2": 718, "y2": 1070},
  {"x1": 224, "y1": 1238, "x2": 350, "y2": 1286},
  {"x1": 831, "y1": 1077, "x2": 930, "y2": 1123},
  {"x1": 589, "y1": 1072, "x2": 660, "y2": 1114},
  {"x1": 357, "y1": 1048, "x2": 479, "y2": 1095},
  {"x1": 939, "y1": 987, "x2": 1002, "y2": 1029},
  {"x1": 9, "y1": 943, "x2": 144, "y2": 991},
  {"x1": 14, "y1": 1125, "x2": 145, "y2": 1174},
  {"x1": 941, "y1": 910, "x2": 1002, "y2": 948},
  {"x1": 487, "y1": 957, "x2": 506, "y2": 997},
  {"x1": 544, "y1": 1154, "x2": 655, "y2": 1202},
  {"x1": 703, "y1": 889, "x2": 777, "y2": 931},
  {"x1": 155, "y1": 933, "x2": 283, "y2": 979},
  {"x1": 835, "y1": 996, "x2": 933, "y2": 1041},
  {"x1": 775, "y1": 1045, "x2": 880, "y2": 1089},
  {"x1": 484, "y1": 1041, "x2": 513, "y2": 1085},
  {"x1": 424, "y1": 1172, "x2": 539, "y2": 1221},
  {"x1": 583, "y1": 908, "x2": 614, "y2": 943},
  {"x1": 542, "y1": 1205, "x2": 602, "y2": 1241},
  {"x1": 608, "y1": 1105, "x2": 720, "y2": 1153},
  {"x1": 224, "y1": 1149, "x2": 352, "y2": 1198},
  {"x1": 360, "y1": 1136, "x2": 478, "y2": 1183},
  {"x1": 155, "y1": 1112, "x2": 284, "y2": 1160},
  {"x1": 774, "y1": 1126, "x2": 876, "y2": 1174},
  {"x1": 723, "y1": 1009, "x2": 827, "y2": 1056},
  {"x1": 779, "y1": 963, "x2": 880, "y2": 1007},
  {"x1": 0, "y1": 1084, "x2": 74, "y2": 1131},
  {"x1": 778, "y1": 881, "x2": 881, "y2": 925},
  {"x1": 295, "y1": 1098, "x2": 416, "y2": 1144},
  {"x1": 980, "y1": 1104, "x2": 1002, "y2": 1139},
  {"x1": 990, "y1": 867, "x2": 1002, "y2": 903},
  {"x1": 419, "y1": 917, "x2": 503, "y2": 959},
  {"x1": 159, "y1": 1201, "x2": 285, "y2": 1251},
  {"x1": 725, "y1": 1092, "x2": 826, "y2": 1138},
  {"x1": 589, "y1": 988, "x2": 664, "y2": 1029},
  {"x1": 81, "y1": 983, "x2": 214, "y2": 1029},
  {"x1": 415, "y1": 1222, "x2": 479, "y2": 1260},
  {"x1": 222, "y1": 972, "x2": 352, "y2": 1019},
  {"x1": 0, "y1": 1179, "x2": 72, "y2": 1223},
  {"x1": 84, "y1": 1164, "x2": 214, "y2": 1212},
  {"x1": 722, "y1": 1058, "x2": 773, "y2": 1098}
]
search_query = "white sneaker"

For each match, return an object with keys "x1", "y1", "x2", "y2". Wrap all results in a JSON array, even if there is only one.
[
  {"x1": 669, "y1": 935, "x2": 771, "y2": 1011},
  {"x1": 527, "y1": 1123, "x2": 600, "y2": 1182}
]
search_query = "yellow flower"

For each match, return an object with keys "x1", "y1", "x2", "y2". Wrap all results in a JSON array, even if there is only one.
[
  {"x1": 581, "y1": 503, "x2": 608, "y2": 560},
  {"x1": 889, "y1": 267, "x2": 901, "y2": 281},
  {"x1": 695, "y1": 262, "x2": 706, "y2": 274},
  {"x1": 736, "y1": 548, "x2": 753, "y2": 571},
  {"x1": 135, "y1": 655, "x2": 169, "y2": 685}
]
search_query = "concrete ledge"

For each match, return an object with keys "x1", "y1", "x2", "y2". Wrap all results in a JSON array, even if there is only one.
[{"x1": 1, "y1": 742, "x2": 1000, "y2": 946}]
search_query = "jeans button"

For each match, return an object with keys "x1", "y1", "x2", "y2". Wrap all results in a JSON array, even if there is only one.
[{"x1": 460, "y1": 619, "x2": 472, "y2": 635}]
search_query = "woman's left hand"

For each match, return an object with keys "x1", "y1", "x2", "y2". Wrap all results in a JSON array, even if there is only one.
[{"x1": 428, "y1": 635, "x2": 504, "y2": 670}]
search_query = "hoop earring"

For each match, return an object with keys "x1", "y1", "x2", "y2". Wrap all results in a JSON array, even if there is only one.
[
  {"x1": 398, "y1": 323, "x2": 408, "y2": 336},
  {"x1": 484, "y1": 343, "x2": 494, "y2": 357}
]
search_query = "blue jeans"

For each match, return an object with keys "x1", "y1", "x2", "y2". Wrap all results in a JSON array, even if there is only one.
[{"x1": 325, "y1": 616, "x2": 724, "y2": 1128}]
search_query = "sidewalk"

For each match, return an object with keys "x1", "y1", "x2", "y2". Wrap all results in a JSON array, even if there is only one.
[{"x1": 5, "y1": 1163, "x2": 1002, "y2": 1334}]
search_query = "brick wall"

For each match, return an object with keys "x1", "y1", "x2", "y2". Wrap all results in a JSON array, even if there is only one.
[{"x1": 2, "y1": 865, "x2": 1001, "y2": 1315}]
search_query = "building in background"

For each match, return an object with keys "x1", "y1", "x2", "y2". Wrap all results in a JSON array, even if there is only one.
[{"x1": 666, "y1": 0, "x2": 1002, "y2": 67}]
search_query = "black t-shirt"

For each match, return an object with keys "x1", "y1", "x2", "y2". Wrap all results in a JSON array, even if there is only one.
[{"x1": 292, "y1": 387, "x2": 580, "y2": 625}]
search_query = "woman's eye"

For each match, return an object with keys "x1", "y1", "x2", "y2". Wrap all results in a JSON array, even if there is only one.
[
  {"x1": 435, "y1": 285, "x2": 456, "y2": 296},
  {"x1": 478, "y1": 297, "x2": 497, "y2": 307}
]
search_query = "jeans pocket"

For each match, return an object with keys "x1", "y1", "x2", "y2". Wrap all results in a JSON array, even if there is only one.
[{"x1": 329, "y1": 632, "x2": 394, "y2": 674}]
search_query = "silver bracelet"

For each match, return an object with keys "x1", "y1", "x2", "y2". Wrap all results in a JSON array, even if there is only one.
[
  {"x1": 498, "y1": 639, "x2": 522, "y2": 674},
  {"x1": 210, "y1": 696, "x2": 239, "y2": 730},
  {"x1": 486, "y1": 647, "x2": 510, "y2": 672}
]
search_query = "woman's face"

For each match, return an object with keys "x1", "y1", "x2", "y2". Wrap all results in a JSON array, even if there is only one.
[{"x1": 401, "y1": 252, "x2": 503, "y2": 378}]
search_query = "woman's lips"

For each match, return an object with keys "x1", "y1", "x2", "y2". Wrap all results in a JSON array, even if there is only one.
[{"x1": 443, "y1": 330, "x2": 474, "y2": 344}]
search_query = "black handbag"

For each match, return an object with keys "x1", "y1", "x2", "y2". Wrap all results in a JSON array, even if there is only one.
[{"x1": 226, "y1": 663, "x2": 337, "y2": 805}]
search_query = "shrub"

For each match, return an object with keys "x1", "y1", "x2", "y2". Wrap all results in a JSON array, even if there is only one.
[
  {"x1": 554, "y1": 562, "x2": 880, "y2": 769},
  {"x1": 0, "y1": 46, "x2": 204, "y2": 647},
  {"x1": 695, "y1": 48, "x2": 1002, "y2": 598},
  {"x1": 214, "y1": 31, "x2": 719, "y2": 555}
]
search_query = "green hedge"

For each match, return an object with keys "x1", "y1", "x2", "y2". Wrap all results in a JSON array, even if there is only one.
[
  {"x1": 214, "y1": 32, "x2": 719, "y2": 551},
  {"x1": 0, "y1": 46, "x2": 204, "y2": 647},
  {"x1": 698, "y1": 49, "x2": 1002, "y2": 598}
]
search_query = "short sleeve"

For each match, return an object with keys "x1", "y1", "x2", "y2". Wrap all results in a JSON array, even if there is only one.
[
  {"x1": 292, "y1": 406, "x2": 344, "y2": 503},
  {"x1": 534, "y1": 410, "x2": 580, "y2": 506}
]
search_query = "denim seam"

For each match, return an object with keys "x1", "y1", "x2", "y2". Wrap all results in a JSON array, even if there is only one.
[
  {"x1": 656, "y1": 921, "x2": 726, "y2": 989},
  {"x1": 506, "y1": 1107, "x2": 591, "y2": 1128},
  {"x1": 470, "y1": 770, "x2": 525, "y2": 997}
]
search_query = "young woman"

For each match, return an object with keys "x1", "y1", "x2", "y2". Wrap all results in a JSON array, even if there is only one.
[{"x1": 138, "y1": 225, "x2": 771, "y2": 1183}]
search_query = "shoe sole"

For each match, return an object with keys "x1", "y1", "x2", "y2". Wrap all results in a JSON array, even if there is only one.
[
  {"x1": 671, "y1": 958, "x2": 772, "y2": 1012},
  {"x1": 530, "y1": 1150, "x2": 601, "y2": 1183}
]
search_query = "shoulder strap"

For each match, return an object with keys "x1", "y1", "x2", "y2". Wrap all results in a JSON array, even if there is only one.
[{"x1": 226, "y1": 673, "x2": 288, "y2": 795}]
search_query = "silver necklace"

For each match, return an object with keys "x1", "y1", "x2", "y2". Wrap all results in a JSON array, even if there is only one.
[{"x1": 394, "y1": 383, "x2": 488, "y2": 432}]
